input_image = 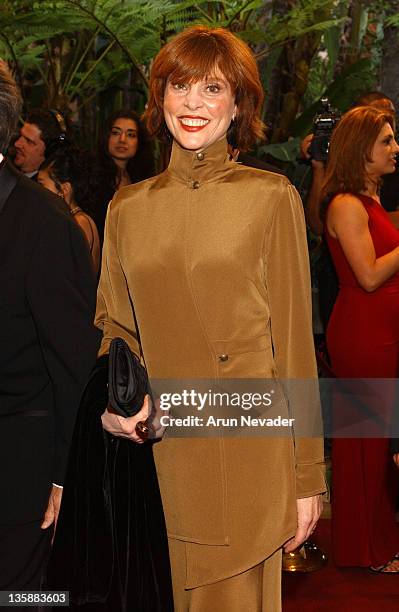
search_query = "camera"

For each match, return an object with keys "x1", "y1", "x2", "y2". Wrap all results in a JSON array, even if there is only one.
[{"x1": 309, "y1": 97, "x2": 341, "y2": 163}]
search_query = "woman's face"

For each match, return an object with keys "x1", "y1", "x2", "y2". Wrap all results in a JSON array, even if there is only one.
[
  {"x1": 108, "y1": 118, "x2": 139, "y2": 162},
  {"x1": 365, "y1": 122, "x2": 399, "y2": 178},
  {"x1": 163, "y1": 69, "x2": 236, "y2": 151}
]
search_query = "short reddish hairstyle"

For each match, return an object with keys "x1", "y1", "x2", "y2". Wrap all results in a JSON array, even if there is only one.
[
  {"x1": 321, "y1": 105, "x2": 394, "y2": 201},
  {"x1": 144, "y1": 26, "x2": 265, "y2": 151}
]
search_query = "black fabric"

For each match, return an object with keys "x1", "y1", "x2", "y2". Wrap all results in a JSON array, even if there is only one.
[
  {"x1": 316, "y1": 240, "x2": 339, "y2": 332},
  {"x1": 0, "y1": 520, "x2": 52, "y2": 612},
  {"x1": 92, "y1": 183, "x2": 115, "y2": 246},
  {"x1": 0, "y1": 160, "x2": 18, "y2": 215},
  {"x1": 0, "y1": 520, "x2": 51, "y2": 589},
  {"x1": 237, "y1": 151, "x2": 287, "y2": 176},
  {"x1": 0, "y1": 414, "x2": 53, "y2": 526},
  {"x1": 391, "y1": 439, "x2": 399, "y2": 454},
  {"x1": 46, "y1": 358, "x2": 173, "y2": 611},
  {"x1": 381, "y1": 169, "x2": 399, "y2": 212}
]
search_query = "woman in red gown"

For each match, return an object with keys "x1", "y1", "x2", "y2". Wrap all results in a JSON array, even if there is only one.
[{"x1": 322, "y1": 105, "x2": 399, "y2": 571}]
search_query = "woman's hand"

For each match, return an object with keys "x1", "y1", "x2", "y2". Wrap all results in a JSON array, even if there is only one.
[
  {"x1": 300, "y1": 133, "x2": 313, "y2": 160},
  {"x1": 101, "y1": 394, "x2": 151, "y2": 444},
  {"x1": 41, "y1": 484, "x2": 63, "y2": 542},
  {"x1": 283, "y1": 494, "x2": 323, "y2": 553},
  {"x1": 393, "y1": 453, "x2": 399, "y2": 468}
]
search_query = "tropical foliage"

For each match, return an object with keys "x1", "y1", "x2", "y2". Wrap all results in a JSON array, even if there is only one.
[{"x1": 0, "y1": 0, "x2": 397, "y2": 161}]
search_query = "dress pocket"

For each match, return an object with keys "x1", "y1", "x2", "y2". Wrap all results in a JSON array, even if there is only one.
[
  {"x1": 153, "y1": 437, "x2": 229, "y2": 545},
  {"x1": 212, "y1": 334, "x2": 274, "y2": 378}
]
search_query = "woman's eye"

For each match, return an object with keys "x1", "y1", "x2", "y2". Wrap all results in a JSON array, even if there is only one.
[
  {"x1": 206, "y1": 84, "x2": 221, "y2": 93},
  {"x1": 172, "y1": 83, "x2": 187, "y2": 91},
  {"x1": 111, "y1": 130, "x2": 120, "y2": 136}
]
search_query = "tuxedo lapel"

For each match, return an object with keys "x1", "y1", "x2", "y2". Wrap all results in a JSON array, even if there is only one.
[{"x1": 0, "y1": 161, "x2": 19, "y2": 216}]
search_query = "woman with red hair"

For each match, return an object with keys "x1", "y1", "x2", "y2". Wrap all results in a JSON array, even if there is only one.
[
  {"x1": 322, "y1": 105, "x2": 399, "y2": 572},
  {"x1": 97, "y1": 26, "x2": 325, "y2": 609}
]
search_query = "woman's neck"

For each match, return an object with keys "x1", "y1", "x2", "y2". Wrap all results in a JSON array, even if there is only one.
[
  {"x1": 361, "y1": 175, "x2": 380, "y2": 200},
  {"x1": 115, "y1": 164, "x2": 130, "y2": 188},
  {"x1": 113, "y1": 157, "x2": 127, "y2": 172}
]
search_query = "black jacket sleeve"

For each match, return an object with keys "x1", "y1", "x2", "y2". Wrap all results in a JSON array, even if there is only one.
[{"x1": 25, "y1": 211, "x2": 101, "y2": 484}]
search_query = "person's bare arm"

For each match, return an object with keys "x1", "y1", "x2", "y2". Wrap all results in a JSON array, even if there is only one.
[
  {"x1": 305, "y1": 162, "x2": 326, "y2": 236},
  {"x1": 327, "y1": 194, "x2": 399, "y2": 291},
  {"x1": 74, "y1": 213, "x2": 93, "y2": 248},
  {"x1": 300, "y1": 135, "x2": 326, "y2": 236}
]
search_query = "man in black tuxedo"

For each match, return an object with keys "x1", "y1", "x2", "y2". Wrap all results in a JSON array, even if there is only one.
[{"x1": 0, "y1": 61, "x2": 100, "y2": 599}]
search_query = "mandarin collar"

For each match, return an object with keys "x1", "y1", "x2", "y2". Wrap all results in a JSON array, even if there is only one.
[{"x1": 167, "y1": 137, "x2": 233, "y2": 187}]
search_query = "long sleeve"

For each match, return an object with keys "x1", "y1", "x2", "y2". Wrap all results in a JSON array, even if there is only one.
[
  {"x1": 265, "y1": 183, "x2": 326, "y2": 498},
  {"x1": 26, "y1": 213, "x2": 100, "y2": 484},
  {"x1": 95, "y1": 195, "x2": 140, "y2": 358}
]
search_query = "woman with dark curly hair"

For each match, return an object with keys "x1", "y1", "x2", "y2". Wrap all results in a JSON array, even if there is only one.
[
  {"x1": 38, "y1": 146, "x2": 100, "y2": 274},
  {"x1": 93, "y1": 110, "x2": 155, "y2": 243}
]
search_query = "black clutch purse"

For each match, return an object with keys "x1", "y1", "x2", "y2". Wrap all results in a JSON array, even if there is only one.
[{"x1": 108, "y1": 337, "x2": 149, "y2": 417}]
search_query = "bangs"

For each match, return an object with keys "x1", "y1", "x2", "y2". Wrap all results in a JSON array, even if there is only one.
[{"x1": 160, "y1": 34, "x2": 241, "y2": 94}]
